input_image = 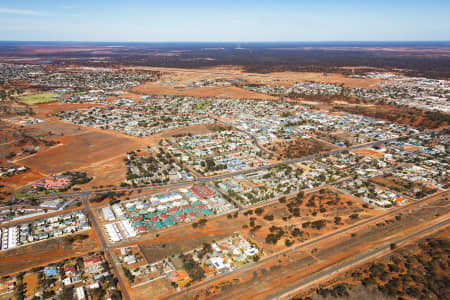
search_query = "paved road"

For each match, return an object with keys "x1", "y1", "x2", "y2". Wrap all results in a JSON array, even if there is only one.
[
  {"x1": 1, "y1": 125, "x2": 444, "y2": 299},
  {"x1": 161, "y1": 189, "x2": 449, "y2": 299},
  {"x1": 82, "y1": 195, "x2": 131, "y2": 300},
  {"x1": 216, "y1": 118, "x2": 273, "y2": 157},
  {"x1": 23, "y1": 129, "x2": 440, "y2": 204},
  {"x1": 272, "y1": 217, "x2": 450, "y2": 300}
]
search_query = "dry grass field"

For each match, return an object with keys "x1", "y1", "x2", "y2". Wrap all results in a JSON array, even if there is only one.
[{"x1": 19, "y1": 131, "x2": 137, "y2": 173}]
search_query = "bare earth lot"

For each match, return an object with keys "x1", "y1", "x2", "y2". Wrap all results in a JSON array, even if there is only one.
[
  {"x1": 266, "y1": 138, "x2": 338, "y2": 159},
  {"x1": 0, "y1": 230, "x2": 100, "y2": 276},
  {"x1": 19, "y1": 130, "x2": 139, "y2": 174},
  {"x1": 134, "y1": 82, "x2": 276, "y2": 99},
  {"x1": 138, "y1": 215, "x2": 243, "y2": 264},
  {"x1": 131, "y1": 66, "x2": 381, "y2": 90}
]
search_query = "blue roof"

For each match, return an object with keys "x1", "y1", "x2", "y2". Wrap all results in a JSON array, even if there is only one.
[
  {"x1": 202, "y1": 209, "x2": 213, "y2": 216},
  {"x1": 154, "y1": 221, "x2": 166, "y2": 229},
  {"x1": 44, "y1": 267, "x2": 58, "y2": 277},
  {"x1": 163, "y1": 219, "x2": 174, "y2": 226}
]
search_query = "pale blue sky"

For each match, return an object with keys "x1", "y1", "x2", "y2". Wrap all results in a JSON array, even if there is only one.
[{"x1": 0, "y1": 0, "x2": 449, "y2": 41}]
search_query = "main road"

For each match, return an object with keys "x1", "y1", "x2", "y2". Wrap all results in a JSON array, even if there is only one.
[
  {"x1": 160, "y1": 189, "x2": 449, "y2": 299},
  {"x1": 23, "y1": 129, "x2": 437, "y2": 204},
  {"x1": 81, "y1": 194, "x2": 131, "y2": 300},
  {"x1": 274, "y1": 216, "x2": 450, "y2": 300}
]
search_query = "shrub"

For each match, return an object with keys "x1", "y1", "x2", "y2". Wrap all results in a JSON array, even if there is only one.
[
  {"x1": 263, "y1": 214, "x2": 274, "y2": 221},
  {"x1": 349, "y1": 213, "x2": 359, "y2": 220}
]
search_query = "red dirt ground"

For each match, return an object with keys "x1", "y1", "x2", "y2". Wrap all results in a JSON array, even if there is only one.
[{"x1": 0, "y1": 229, "x2": 100, "y2": 276}]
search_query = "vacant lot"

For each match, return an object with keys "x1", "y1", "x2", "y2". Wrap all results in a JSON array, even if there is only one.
[
  {"x1": 370, "y1": 175, "x2": 438, "y2": 199},
  {"x1": 76, "y1": 154, "x2": 128, "y2": 189},
  {"x1": 23, "y1": 272, "x2": 40, "y2": 298},
  {"x1": 0, "y1": 230, "x2": 99, "y2": 276},
  {"x1": 238, "y1": 188, "x2": 378, "y2": 254},
  {"x1": 138, "y1": 215, "x2": 243, "y2": 264},
  {"x1": 0, "y1": 120, "x2": 61, "y2": 161},
  {"x1": 247, "y1": 71, "x2": 381, "y2": 89},
  {"x1": 267, "y1": 137, "x2": 337, "y2": 159},
  {"x1": 131, "y1": 66, "x2": 380, "y2": 89},
  {"x1": 30, "y1": 102, "x2": 101, "y2": 120},
  {"x1": 352, "y1": 148, "x2": 385, "y2": 159},
  {"x1": 134, "y1": 82, "x2": 275, "y2": 99},
  {"x1": 133, "y1": 277, "x2": 173, "y2": 300},
  {"x1": 154, "y1": 123, "x2": 227, "y2": 139},
  {"x1": 27, "y1": 120, "x2": 88, "y2": 138},
  {"x1": 0, "y1": 167, "x2": 47, "y2": 189},
  {"x1": 19, "y1": 130, "x2": 141, "y2": 174}
]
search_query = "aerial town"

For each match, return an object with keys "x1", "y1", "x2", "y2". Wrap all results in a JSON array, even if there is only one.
[{"x1": 0, "y1": 38, "x2": 448, "y2": 300}]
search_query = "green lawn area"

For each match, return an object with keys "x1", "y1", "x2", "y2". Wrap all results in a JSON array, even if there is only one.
[
  {"x1": 19, "y1": 93, "x2": 59, "y2": 105},
  {"x1": 194, "y1": 101, "x2": 212, "y2": 110},
  {"x1": 15, "y1": 190, "x2": 39, "y2": 198},
  {"x1": 16, "y1": 188, "x2": 59, "y2": 198}
]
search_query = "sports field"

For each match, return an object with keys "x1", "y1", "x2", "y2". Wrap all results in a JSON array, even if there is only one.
[{"x1": 19, "y1": 93, "x2": 59, "y2": 104}]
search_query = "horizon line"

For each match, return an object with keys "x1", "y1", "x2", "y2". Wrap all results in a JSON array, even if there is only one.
[{"x1": 0, "y1": 40, "x2": 449, "y2": 44}]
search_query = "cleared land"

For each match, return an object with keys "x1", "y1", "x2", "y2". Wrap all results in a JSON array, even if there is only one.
[
  {"x1": 134, "y1": 82, "x2": 276, "y2": 99},
  {"x1": 76, "y1": 154, "x2": 128, "y2": 189},
  {"x1": 131, "y1": 66, "x2": 381, "y2": 89},
  {"x1": 19, "y1": 130, "x2": 141, "y2": 174},
  {"x1": 370, "y1": 175, "x2": 438, "y2": 199},
  {"x1": 0, "y1": 230, "x2": 100, "y2": 276},
  {"x1": 266, "y1": 138, "x2": 338, "y2": 159},
  {"x1": 352, "y1": 148, "x2": 385, "y2": 159},
  {"x1": 131, "y1": 66, "x2": 381, "y2": 102},
  {"x1": 3, "y1": 106, "x2": 151, "y2": 189},
  {"x1": 138, "y1": 216, "x2": 242, "y2": 264},
  {"x1": 26, "y1": 120, "x2": 89, "y2": 137},
  {"x1": 154, "y1": 123, "x2": 229, "y2": 139},
  {"x1": 22, "y1": 272, "x2": 40, "y2": 298},
  {"x1": 248, "y1": 71, "x2": 381, "y2": 89}
]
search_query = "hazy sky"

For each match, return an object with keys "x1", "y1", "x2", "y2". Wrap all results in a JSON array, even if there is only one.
[{"x1": 0, "y1": 0, "x2": 449, "y2": 42}]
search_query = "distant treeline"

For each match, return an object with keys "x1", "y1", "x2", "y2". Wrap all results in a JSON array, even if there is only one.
[{"x1": 1, "y1": 43, "x2": 449, "y2": 79}]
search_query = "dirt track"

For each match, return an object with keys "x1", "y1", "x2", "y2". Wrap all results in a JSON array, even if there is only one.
[{"x1": 162, "y1": 191, "x2": 448, "y2": 300}]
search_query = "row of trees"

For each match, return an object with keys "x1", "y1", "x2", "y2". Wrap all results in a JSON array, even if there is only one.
[{"x1": 0, "y1": 84, "x2": 25, "y2": 113}]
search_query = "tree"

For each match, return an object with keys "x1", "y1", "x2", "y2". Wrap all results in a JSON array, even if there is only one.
[
  {"x1": 255, "y1": 207, "x2": 264, "y2": 216},
  {"x1": 0, "y1": 84, "x2": 25, "y2": 113},
  {"x1": 122, "y1": 267, "x2": 135, "y2": 283},
  {"x1": 263, "y1": 214, "x2": 274, "y2": 221},
  {"x1": 311, "y1": 219, "x2": 327, "y2": 230},
  {"x1": 349, "y1": 213, "x2": 359, "y2": 220}
]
